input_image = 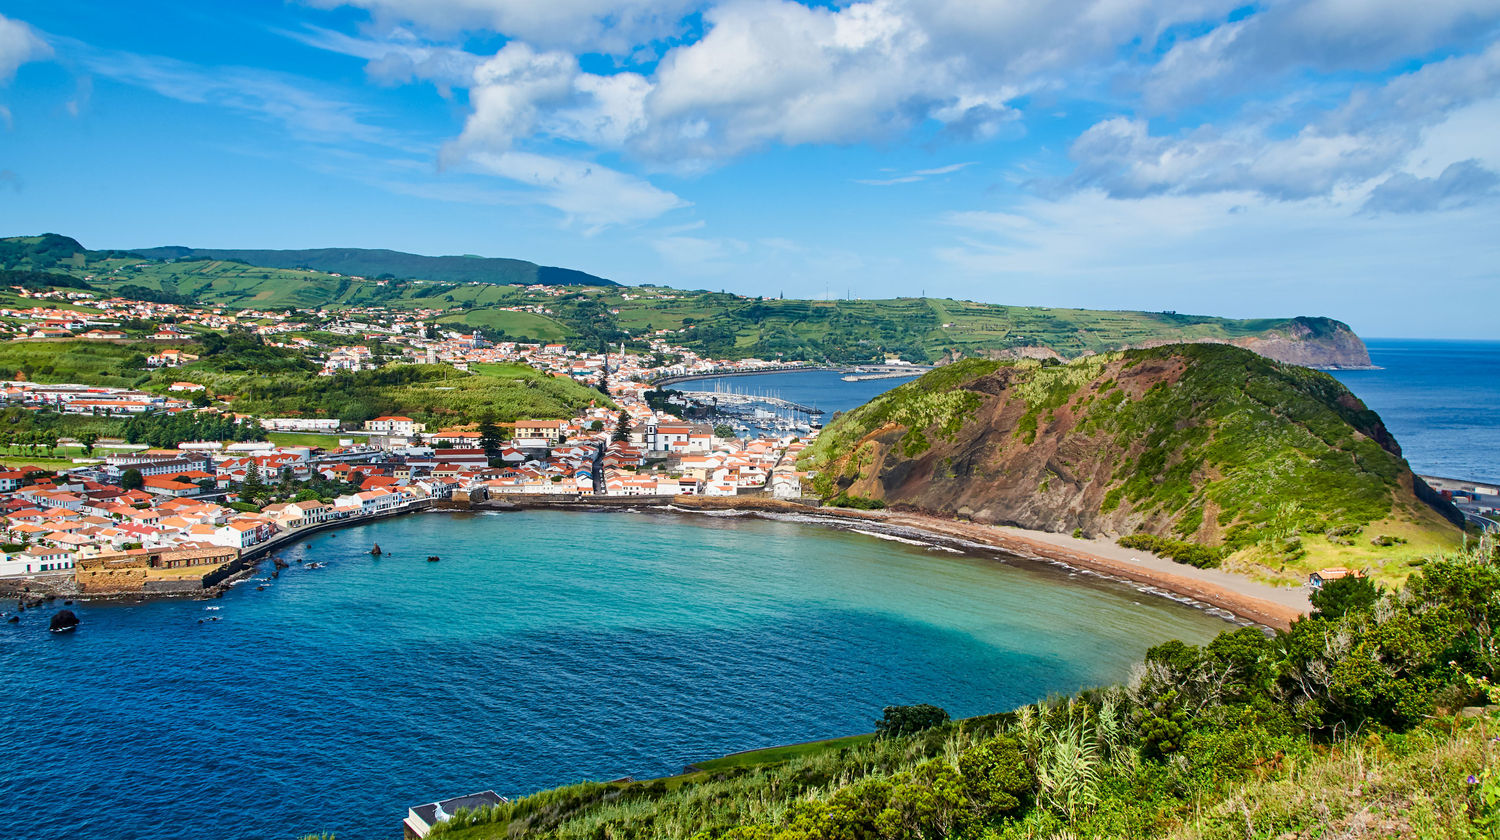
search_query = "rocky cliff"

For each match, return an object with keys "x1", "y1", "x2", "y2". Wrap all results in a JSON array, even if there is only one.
[{"x1": 806, "y1": 345, "x2": 1457, "y2": 570}]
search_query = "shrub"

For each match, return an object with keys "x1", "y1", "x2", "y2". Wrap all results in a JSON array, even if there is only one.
[{"x1": 875, "y1": 704, "x2": 950, "y2": 737}]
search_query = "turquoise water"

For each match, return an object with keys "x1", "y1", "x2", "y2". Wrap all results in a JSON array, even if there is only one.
[{"x1": 0, "y1": 510, "x2": 1227, "y2": 839}]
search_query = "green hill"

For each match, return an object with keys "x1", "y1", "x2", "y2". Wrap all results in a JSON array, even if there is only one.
[
  {"x1": 128, "y1": 245, "x2": 615, "y2": 286},
  {"x1": 2, "y1": 234, "x2": 1372, "y2": 368},
  {"x1": 805, "y1": 343, "x2": 1462, "y2": 584}
]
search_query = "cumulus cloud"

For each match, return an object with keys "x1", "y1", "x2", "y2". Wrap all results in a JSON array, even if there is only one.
[
  {"x1": 1069, "y1": 43, "x2": 1500, "y2": 201},
  {"x1": 0, "y1": 13, "x2": 52, "y2": 84},
  {"x1": 1362, "y1": 159, "x2": 1500, "y2": 214},
  {"x1": 1143, "y1": 0, "x2": 1500, "y2": 110}
]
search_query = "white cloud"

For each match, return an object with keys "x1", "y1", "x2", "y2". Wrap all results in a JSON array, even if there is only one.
[
  {"x1": 1362, "y1": 159, "x2": 1500, "y2": 214},
  {"x1": 302, "y1": 0, "x2": 700, "y2": 54},
  {"x1": 0, "y1": 13, "x2": 52, "y2": 84},
  {"x1": 281, "y1": 25, "x2": 483, "y2": 91},
  {"x1": 855, "y1": 161, "x2": 975, "y2": 186},
  {"x1": 71, "y1": 43, "x2": 404, "y2": 146},
  {"x1": 466, "y1": 149, "x2": 687, "y2": 231},
  {"x1": 1069, "y1": 43, "x2": 1500, "y2": 201},
  {"x1": 1143, "y1": 0, "x2": 1500, "y2": 110}
]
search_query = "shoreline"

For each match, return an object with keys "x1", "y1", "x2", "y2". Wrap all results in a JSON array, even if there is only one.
[
  {"x1": 41, "y1": 495, "x2": 1309, "y2": 628},
  {"x1": 475, "y1": 496, "x2": 1309, "y2": 630}
]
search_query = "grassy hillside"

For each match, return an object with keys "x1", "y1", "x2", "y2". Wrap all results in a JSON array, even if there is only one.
[
  {"x1": 805, "y1": 344, "x2": 1462, "y2": 584},
  {"x1": 128, "y1": 245, "x2": 615, "y2": 286},
  {"x1": 3, "y1": 234, "x2": 1369, "y2": 367},
  {"x1": 400, "y1": 551, "x2": 1500, "y2": 840},
  {"x1": 0, "y1": 337, "x2": 610, "y2": 425}
]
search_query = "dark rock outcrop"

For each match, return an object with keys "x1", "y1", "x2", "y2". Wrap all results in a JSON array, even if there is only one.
[{"x1": 49, "y1": 610, "x2": 79, "y2": 633}]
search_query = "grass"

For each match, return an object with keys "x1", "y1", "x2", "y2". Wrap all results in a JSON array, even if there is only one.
[
  {"x1": 266, "y1": 431, "x2": 368, "y2": 447},
  {"x1": 1167, "y1": 719, "x2": 1497, "y2": 840},
  {"x1": 0, "y1": 455, "x2": 98, "y2": 469},
  {"x1": 689, "y1": 733, "x2": 877, "y2": 772},
  {"x1": 435, "y1": 309, "x2": 569, "y2": 342}
]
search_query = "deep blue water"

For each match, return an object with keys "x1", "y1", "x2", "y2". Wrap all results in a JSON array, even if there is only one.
[
  {"x1": 1332, "y1": 339, "x2": 1500, "y2": 485},
  {"x1": 0, "y1": 511, "x2": 1227, "y2": 840}
]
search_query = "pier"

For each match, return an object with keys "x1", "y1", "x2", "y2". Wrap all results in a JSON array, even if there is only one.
[{"x1": 676, "y1": 389, "x2": 823, "y2": 415}]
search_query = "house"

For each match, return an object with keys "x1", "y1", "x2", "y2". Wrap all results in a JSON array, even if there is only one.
[
  {"x1": 211, "y1": 518, "x2": 274, "y2": 549},
  {"x1": 513, "y1": 419, "x2": 564, "y2": 443},
  {"x1": 1309, "y1": 567, "x2": 1366, "y2": 589},
  {"x1": 80, "y1": 329, "x2": 126, "y2": 340},
  {"x1": 365, "y1": 416, "x2": 426, "y2": 435},
  {"x1": 404, "y1": 791, "x2": 507, "y2": 839},
  {"x1": 167, "y1": 381, "x2": 206, "y2": 392}
]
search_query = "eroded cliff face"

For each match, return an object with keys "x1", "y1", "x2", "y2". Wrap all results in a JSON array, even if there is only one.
[
  {"x1": 1232, "y1": 319, "x2": 1374, "y2": 368},
  {"x1": 809, "y1": 345, "x2": 1454, "y2": 543},
  {"x1": 941, "y1": 317, "x2": 1374, "y2": 369}
]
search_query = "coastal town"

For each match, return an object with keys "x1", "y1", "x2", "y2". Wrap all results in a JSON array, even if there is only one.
[{"x1": 0, "y1": 282, "x2": 825, "y2": 599}]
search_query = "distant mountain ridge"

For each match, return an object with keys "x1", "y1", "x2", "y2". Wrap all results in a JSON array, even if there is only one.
[{"x1": 127, "y1": 245, "x2": 615, "y2": 287}]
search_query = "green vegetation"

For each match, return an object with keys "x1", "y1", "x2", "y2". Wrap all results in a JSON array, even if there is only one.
[
  {"x1": 127, "y1": 244, "x2": 615, "y2": 286},
  {"x1": 1117, "y1": 534, "x2": 1226, "y2": 569},
  {"x1": 0, "y1": 340, "x2": 161, "y2": 388},
  {"x1": 806, "y1": 345, "x2": 1461, "y2": 583},
  {"x1": 4, "y1": 235, "x2": 1361, "y2": 367},
  {"x1": 427, "y1": 545, "x2": 1500, "y2": 840},
  {"x1": 223, "y1": 362, "x2": 609, "y2": 425}
]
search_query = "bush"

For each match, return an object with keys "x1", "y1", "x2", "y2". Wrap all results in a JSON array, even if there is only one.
[
  {"x1": 828, "y1": 493, "x2": 886, "y2": 510},
  {"x1": 1117, "y1": 533, "x2": 1225, "y2": 568},
  {"x1": 874, "y1": 703, "x2": 950, "y2": 737}
]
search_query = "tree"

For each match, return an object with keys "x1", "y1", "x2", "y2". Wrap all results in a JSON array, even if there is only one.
[
  {"x1": 477, "y1": 417, "x2": 504, "y2": 458},
  {"x1": 191, "y1": 390, "x2": 211, "y2": 407},
  {"x1": 1310, "y1": 574, "x2": 1381, "y2": 619},
  {"x1": 714, "y1": 423, "x2": 735, "y2": 439},
  {"x1": 240, "y1": 461, "x2": 267, "y2": 504},
  {"x1": 78, "y1": 432, "x2": 99, "y2": 456},
  {"x1": 120, "y1": 468, "x2": 143, "y2": 491},
  {"x1": 874, "y1": 704, "x2": 950, "y2": 738},
  {"x1": 612, "y1": 410, "x2": 631, "y2": 443}
]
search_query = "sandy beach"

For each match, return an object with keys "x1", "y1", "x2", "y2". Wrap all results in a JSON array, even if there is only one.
[{"x1": 663, "y1": 496, "x2": 1310, "y2": 629}]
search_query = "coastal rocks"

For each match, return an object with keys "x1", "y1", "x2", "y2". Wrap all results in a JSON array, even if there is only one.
[
  {"x1": 371, "y1": 544, "x2": 382, "y2": 556},
  {"x1": 427, "y1": 555, "x2": 440, "y2": 562},
  {"x1": 49, "y1": 610, "x2": 79, "y2": 633}
]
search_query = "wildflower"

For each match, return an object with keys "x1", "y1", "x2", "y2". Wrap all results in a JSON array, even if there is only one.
[{"x1": 1469, "y1": 775, "x2": 1481, "y2": 784}]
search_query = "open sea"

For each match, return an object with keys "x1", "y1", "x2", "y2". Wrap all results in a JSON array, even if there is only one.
[
  {"x1": 1332, "y1": 338, "x2": 1500, "y2": 485},
  {"x1": 0, "y1": 511, "x2": 1227, "y2": 840}
]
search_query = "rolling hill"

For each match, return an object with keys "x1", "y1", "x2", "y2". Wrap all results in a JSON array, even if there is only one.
[
  {"x1": 2, "y1": 233, "x2": 1373, "y2": 367},
  {"x1": 128, "y1": 245, "x2": 615, "y2": 287},
  {"x1": 804, "y1": 343, "x2": 1462, "y2": 583}
]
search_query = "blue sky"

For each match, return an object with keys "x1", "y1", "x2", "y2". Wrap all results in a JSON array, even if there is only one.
[{"x1": 1, "y1": 0, "x2": 1497, "y2": 338}]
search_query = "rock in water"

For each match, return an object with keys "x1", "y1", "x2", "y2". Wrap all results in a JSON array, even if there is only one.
[
  {"x1": 371, "y1": 543, "x2": 382, "y2": 556},
  {"x1": 49, "y1": 610, "x2": 79, "y2": 633},
  {"x1": 427, "y1": 555, "x2": 440, "y2": 562}
]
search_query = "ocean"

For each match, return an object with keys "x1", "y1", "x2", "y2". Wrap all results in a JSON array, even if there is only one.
[
  {"x1": 1332, "y1": 339, "x2": 1500, "y2": 485},
  {"x1": 0, "y1": 510, "x2": 1226, "y2": 840}
]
